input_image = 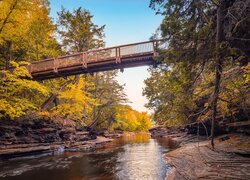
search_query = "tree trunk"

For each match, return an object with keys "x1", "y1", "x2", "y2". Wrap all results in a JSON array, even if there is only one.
[
  {"x1": 41, "y1": 80, "x2": 73, "y2": 110},
  {"x1": 41, "y1": 94, "x2": 58, "y2": 110},
  {"x1": 5, "y1": 41, "x2": 12, "y2": 69},
  {"x1": 83, "y1": 74, "x2": 88, "y2": 119},
  {"x1": 211, "y1": 1, "x2": 225, "y2": 149},
  {"x1": 89, "y1": 73, "x2": 99, "y2": 131}
]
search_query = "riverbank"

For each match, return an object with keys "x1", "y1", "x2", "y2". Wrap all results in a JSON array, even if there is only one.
[
  {"x1": 149, "y1": 126, "x2": 250, "y2": 179},
  {"x1": 0, "y1": 113, "x2": 120, "y2": 160},
  {"x1": 0, "y1": 132, "x2": 168, "y2": 179}
]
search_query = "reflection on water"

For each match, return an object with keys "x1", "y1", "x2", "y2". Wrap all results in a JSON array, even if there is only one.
[{"x1": 0, "y1": 133, "x2": 170, "y2": 180}]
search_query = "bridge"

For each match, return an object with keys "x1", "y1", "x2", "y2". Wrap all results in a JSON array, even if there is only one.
[{"x1": 28, "y1": 40, "x2": 160, "y2": 80}]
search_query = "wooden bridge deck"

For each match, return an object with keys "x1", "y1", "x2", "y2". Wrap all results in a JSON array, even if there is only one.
[{"x1": 28, "y1": 40, "x2": 159, "y2": 80}]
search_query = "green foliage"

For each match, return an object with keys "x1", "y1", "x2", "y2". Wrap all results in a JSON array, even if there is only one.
[
  {"x1": 57, "y1": 7, "x2": 105, "y2": 52},
  {"x1": 146, "y1": 0, "x2": 250, "y2": 126},
  {"x1": 144, "y1": 0, "x2": 216, "y2": 126},
  {"x1": 0, "y1": 61, "x2": 49, "y2": 119},
  {"x1": 218, "y1": 62, "x2": 250, "y2": 117},
  {"x1": 86, "y1": 71, "x2": 128, "y2": 129},
  {"x1": 144, "y1": 64, "x2": 195, "y2": 126}
]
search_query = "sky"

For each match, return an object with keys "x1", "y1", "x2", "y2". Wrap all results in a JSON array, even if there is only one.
[{"x1": 49, "y1": 0, "x2": 163, "y2": 112}]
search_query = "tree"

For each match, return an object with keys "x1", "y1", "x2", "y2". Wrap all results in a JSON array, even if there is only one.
[
  {"x1": 51, "y1": 7, "x2": 106, "y2": 123},
  {"x1": 24, "y1": 0, "x2": 61, "y2": 61},
  {"x1": 87, "y1": 71, "x2": 127, "y2": 131},
  {"x1": 55, "y1": 7, "x2": 131, "y2": 132},
  {"x1": 210, "y1": 0, "x2": 250, "y2": 148},
  {"x1": 57, "y1": 7, "x2": 105, "y2": 52},
  {"x1": 0, "y1": 0, "x2": 30, "y2": 68},
  {"x1": 144, "y1": 64, "x2": 195, "y2": 126},
  {"x1": 113, "y1": 105, "x2": 152, "y2": 132},
  {"x1": 0, "y1": 0, "x2": 61, "y2": 68},
  {"x1": 211, "y1": 0, "x2": 226, "y2": 148},
  {"x1": 0, "y1": 61, "x2": 49, "y2": 119},
  {"x1": 147, "y1": 0, "x2": 250, "y2": 145},
  {"x1": 146, "y1": 0, "x2": 216, "y2": 126},
  {"x1": 52, "y1": 75, "x2": 97, "y2": 121},
  {"x1": 0, "y1": 0, "x2": 63, "y2": 120}
]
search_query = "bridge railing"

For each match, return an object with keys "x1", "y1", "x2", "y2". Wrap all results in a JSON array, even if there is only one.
[
  {"x1": 120, "y1": 41, "x2": 154, "y2": 56},
  {"x1": 30, "y1": 40, "x2": 158, "y2": 74}
]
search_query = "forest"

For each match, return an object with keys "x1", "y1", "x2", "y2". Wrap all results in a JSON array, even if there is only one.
[
  {"x1": 0, "y1": 0, "x2": 250, "y2": 179},
  {"x1": 145, "y1": 0, "x2": 250, "y2": 143},
  {"x1": 0, "y1": 0, "x2": 249, "y2": 136},
  {"x1": 0, "y1": 0, "x2": 152, "y2": 132}
]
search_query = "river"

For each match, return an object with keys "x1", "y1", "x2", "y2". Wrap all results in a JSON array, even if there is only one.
[{"x1": 0, "y1": 133, "x2": 171, "y2": 180}]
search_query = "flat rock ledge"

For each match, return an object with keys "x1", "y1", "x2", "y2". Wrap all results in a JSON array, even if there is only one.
[
  {"x1": 0, "y1": 136, "x2": 113, "y2": 160},
  {"x1": 0, "y1": 114, "x2": 116, "y2": 160},
  {"x1": 166, "y1": 134, "x2": 250, "y2": 180}
]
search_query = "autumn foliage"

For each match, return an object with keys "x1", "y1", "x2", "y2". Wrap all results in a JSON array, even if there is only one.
[
  {"x1": 0, "y1": 1, "x2": 152, "y2": 132},
  {"x1": 114, "y1": 105, "x2": 152, "y2": 132},
  {"x1": 0, "y1": 61, "x2": 49, "y2": 119}
]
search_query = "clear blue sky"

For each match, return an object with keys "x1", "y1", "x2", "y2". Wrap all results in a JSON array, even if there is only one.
[{"x1": 49, "y1": 0, "x2": 163, "y2": 112}]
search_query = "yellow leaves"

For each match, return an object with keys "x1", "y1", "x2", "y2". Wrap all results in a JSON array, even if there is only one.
[
  {"x1": 0, "y1": 61, "x2": 49, "y2": 119},
  {"x1": 0, "y1": 100, "x2": 20, "y2": 119},
  {"x1": 10, "y1": 61, "x2": 31, "y2": 78},
  {"x1": 0, "y1": 0, "x2": 31, "y2": 39},
  {"x1": 4, "y1": 61, "x2": 49, "y2": 96},
  {"x1": 0, "y1": 0, "x2": 60, "y2": 61},
  {"x1": 52, "y1": 76, "x2": 97, "y2": 121},
  {"x1": 54, "y1": 104, "x2": 83, "y2": 120},
  {"x1": 60, "y1": 78, "x2": 86, "y2": 102},
  {"x1": 114, "y1": 105, "x2": 152, "y2": 132},
  {"x1": 0, "y1": 97, "x2": 36, "y2": 119},
  {"x1": 37, "y1": 111, "x2": 50, "y2": 117},
  {"x1": 242, "y1": 62, "x2": 250, "y2": 83},
  {"x1": 59, "y1": 77, "x2": 97, "y2": 107}
]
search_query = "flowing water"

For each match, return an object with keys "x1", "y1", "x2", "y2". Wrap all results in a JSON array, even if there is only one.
[{"x1": 0, "y1": 133, "x2": 172, "y2": 180}]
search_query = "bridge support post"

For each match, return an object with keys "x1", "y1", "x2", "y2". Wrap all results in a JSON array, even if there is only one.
[
  {"x1": 53, "y1": 58, "x2": 58, "y2": 73},
  {"x1": 27, "y1": 64, "x2": 32, "y2": 75},
  {"x1": 153, "y1": 41, "x2": 159, "y2": 57},
  {"x1": 82, "y1": 52, "x2": 87, "y2": 68},
  {"x1": 116, "y1": 47, "x2": 121, "y2": 64}
]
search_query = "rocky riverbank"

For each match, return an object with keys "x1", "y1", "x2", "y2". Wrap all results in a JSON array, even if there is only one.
[
  {"x1": 0, "y1": 113, "x2": 120, "y2": 160},
  {"x1": 149, "y1": 126, "x2": 250, "y2": 179}
]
